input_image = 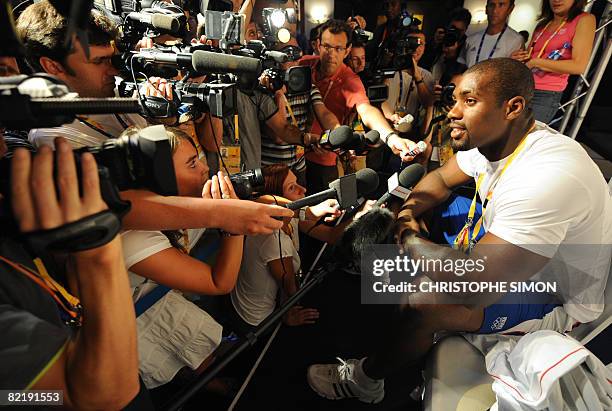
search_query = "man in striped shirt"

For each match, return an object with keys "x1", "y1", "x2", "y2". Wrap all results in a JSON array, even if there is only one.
[{"x1": 260, "y1": 41, "x2": 341, "y2": 186}]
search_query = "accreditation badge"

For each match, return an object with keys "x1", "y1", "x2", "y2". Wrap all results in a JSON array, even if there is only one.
[{"x1": 219, "y1": 144, "x2": 242, "y2": 174}]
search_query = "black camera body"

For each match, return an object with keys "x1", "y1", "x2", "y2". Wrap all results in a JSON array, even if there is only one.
[
  {"x1": 443, "y1": 26, "x2": 464, "y2": 47},
  {"x1": 263, "y1": 66, "x2": 311, "y2": 95},
  {"x1": 229, "y1": 168, "x2": 265, "y2": 199},
  {"x1": 372, "y1": 12, "x2": 422, "y2": 72}
]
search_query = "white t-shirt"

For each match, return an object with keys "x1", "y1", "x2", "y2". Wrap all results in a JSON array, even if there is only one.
[
  {"x1": 231, "y1": 219, "x2": 300, "y2": 326},
  {"x1": 121, "y1": 228, "x2": 205, "y2": 302},
  {"x1": 456, "y1": 126, "x2": 612, "y2": 323},
  {"x1": 459, "y1": 26, "x2": 524, "y2": 68},
  {"x1": 119, "y1": 228, "x2": 220, "y2": 389},
  {"x1": 385, "y1": 68, "x2": 434, "y2": 118},
  {"x1": 29, "y1": 112, "x2": 147, "y2": 148}
]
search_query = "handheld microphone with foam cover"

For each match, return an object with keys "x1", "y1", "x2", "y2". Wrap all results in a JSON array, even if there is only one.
[
  {"x1": 127, "y1": 12, "x2": 182, "y2": 33},
  {"x1": 286, "y1": 168, "x2": 379, "y2": 211},
  {"x1": 374, "y1": 163, "x2": 425, "y2": 207}
]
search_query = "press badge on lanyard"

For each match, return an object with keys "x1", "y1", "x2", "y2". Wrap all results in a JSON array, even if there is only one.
[
  {"x1": 453, "y1": 126, "x2": 534, "y2": 253},
  {"x1": 220, "y1": 114, "x2": 242, "y2": 174}
]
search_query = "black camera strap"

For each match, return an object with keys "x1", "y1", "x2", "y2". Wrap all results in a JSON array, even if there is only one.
[{"x1": 23, "y1": 210, "x2": 122, "y2": 254}]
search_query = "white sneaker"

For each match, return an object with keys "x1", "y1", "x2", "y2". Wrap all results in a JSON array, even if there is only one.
[{"x1": 307, "y1": 358, "x2": 385, "y2": 404}]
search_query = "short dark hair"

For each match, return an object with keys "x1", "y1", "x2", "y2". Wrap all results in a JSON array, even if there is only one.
[
  {"x1": 448, "y1": 7, "x2": 472, "y2": 27},
  {"x1": 537, "y1": 0, "x2": 585, "y2": 29},
  {"x1": 16, "y1": 0, "x2": 118, "y2": 72},
  {"x1": 318, "y1": 19, "x2": 353, "y2": 47},
  {"x1": 310, "y1": 24, "x2": 322, "y2": 43},
  {"x1": 465, "y1": 58, "x2": 534, "y2": 107}
]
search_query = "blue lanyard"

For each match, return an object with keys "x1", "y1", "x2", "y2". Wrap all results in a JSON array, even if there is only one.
[{"x1": 476, "y1": 25, "x2": 508, "y2": 63}]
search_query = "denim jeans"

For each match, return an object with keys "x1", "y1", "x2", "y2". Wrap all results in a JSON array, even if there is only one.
[{"x1": 531, "y1": 89, "x2": 563, "y2": 125}]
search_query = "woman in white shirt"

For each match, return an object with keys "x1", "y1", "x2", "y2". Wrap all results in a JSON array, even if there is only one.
[
  {"x1": 230, "y1": 164, "x2": 366, "y2": 335},
  {"x1": 120, "y1": 127, "x2": 244, "y2": 389}
]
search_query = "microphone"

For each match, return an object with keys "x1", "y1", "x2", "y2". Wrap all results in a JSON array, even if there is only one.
[
  {"x1": 263, "y1": 51, "x2": 289, "y2": 63},
  {"x1": 133, "y1": 50, "x2": 262, "y2": 75},
  {"x1": 127, "y1": 12, "x2": 182, "y2": 33},
  {"x1": 318, "y1": 127, "x2": 380, "y2": 155},
  {"x1": 374, "y1": 163, "x2": 425, "y2": 207},
  {"x1": 406, "y1": 141, "x2": 427, "y2": 158},
  {"x1": 286, "y1": 168, "x2": 379, "y2": 211}
]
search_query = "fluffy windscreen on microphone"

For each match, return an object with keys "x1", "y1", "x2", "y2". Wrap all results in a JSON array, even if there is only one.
[
  {"x1": 363, "y1": 130, "x2": 380, "y2": 146},
  {"x1": 333, "y1": 207, "x2": 396, "y2": 274}
]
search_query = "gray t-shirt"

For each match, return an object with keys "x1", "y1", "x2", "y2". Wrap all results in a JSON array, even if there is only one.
[
  {"x1": 385, "y1": 67, "x2": 434, "y2": 118},
  {"x1": 222, "y1": 89, "x2": 278, "y2": 170}
]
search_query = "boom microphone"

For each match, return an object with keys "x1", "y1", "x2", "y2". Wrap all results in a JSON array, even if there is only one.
[
  {"x1": 192, "y1": 50, "x2": 262, "y2": 75},
  {"x1": 133, "y1": 50, "x2": 262, "y2": 75},
  {"x1": 126, "y1": 12, "x2": 182, "y2": 33},
  {"x1": 374, "y1": 163, "x2": 425, "y2": 207}
]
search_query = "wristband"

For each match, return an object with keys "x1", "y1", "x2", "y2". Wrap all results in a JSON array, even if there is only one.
[
  {"x1": 382, "y1": 131, "x2": 399, "y2": 145},
  {"x1": 415, "y1": 79, "x2": 424, "y2": 85}
]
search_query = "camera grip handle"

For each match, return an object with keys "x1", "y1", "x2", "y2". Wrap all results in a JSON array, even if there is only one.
[{"x1": 23, "y1": 210, "x2": 122, "y2": 254}]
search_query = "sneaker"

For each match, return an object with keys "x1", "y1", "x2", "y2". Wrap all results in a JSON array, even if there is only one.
[{"x1": 307, "y1": 358, "x2": 385, "y2": 404}]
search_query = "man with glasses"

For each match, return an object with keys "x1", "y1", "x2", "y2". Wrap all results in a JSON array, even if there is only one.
[
  {"x1": 260, "y1": 39, "x2": 341, "y2": 186},
  {"x1": 299, "y1": 19, "x2": 418, "y2": 193}
]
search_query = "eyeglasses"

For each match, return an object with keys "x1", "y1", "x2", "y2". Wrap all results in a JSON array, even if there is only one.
[{"x1": 320, "y1": 43, "x2": 348, "y2": 54}]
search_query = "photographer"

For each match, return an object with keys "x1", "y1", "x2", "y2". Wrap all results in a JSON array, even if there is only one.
[
  {"x1": 422, "y1": 8, "x2": 471, "y2": 71},
  {"x1": 380, "y1": 28, "x2": 435, "y2": 137},
  {"x1": 16, "y1": 1, "x2": 292, "y2": 235},
  {"x1": 367, "y1": 0, "x2": 404, "y2": 62},
  {"x1": 260, "y1": 40, "x2": 341, "y2": 186},
  {"x1": 300, "y1": 19, "x2": 420, "y2": 193},
  {"x1": 0, "y1": 137, "x2": 143, "y2": 409}
]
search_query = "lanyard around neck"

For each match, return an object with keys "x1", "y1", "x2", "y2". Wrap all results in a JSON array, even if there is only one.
[
  {"x1": 398, "y1": 73, "x2": 415, "y2": 108},
  {"x1": 454, "y1": 125, "x2": 535, "y2": 252},
  {"x1": 0, "y1": 255, "x2": 82, "y2": 326},
  {"x1": 476, "y1": 24, "x2": 508, "y2": 63},
  {"x1": 532, "y1": 20, "x2": 567, "y2": 59}
]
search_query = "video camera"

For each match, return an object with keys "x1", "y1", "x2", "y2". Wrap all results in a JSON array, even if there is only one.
[
  {"x1": 443, "y1": 25, "x2": 464, "y2": 47},
  {"x1": 373, "y1": 11, "x2": 422, "y2": 72}
]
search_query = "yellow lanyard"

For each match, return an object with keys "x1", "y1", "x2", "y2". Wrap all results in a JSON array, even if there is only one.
[
  {"x1": 454, "y1": 126, "x2": 535, "y2": 253},
  {"x1": 531, "y1": 20, "x2": 567, "y2": 59},
  {"x1": 234, "y1": 114, "x2": 240, "y2": 143},
  {"x1": 282, "y1": 94, "x2": 298, "y2": 127},
  {"x1": 0, "y1": 256, "x2": 82, "y2": 325}
]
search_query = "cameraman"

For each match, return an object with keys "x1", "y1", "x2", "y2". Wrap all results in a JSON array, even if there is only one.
[
  {"x1": 380, "y1": 28, "x2": 435, "y2": 137},
  {"x1": 0, "y1": 137, "x2": 143, "y2": 409},
  {"x1": 299, "y1": 19, "x2": 419, "y2": 192},
  {"x1": 260, "y1": 40, "x2": 341, "y2": 186},
  {"x1": 367, "y1": 0, "x2": 404, "y2": 62},
  {"x1": 421, "y1": 8, "x2": 471, "y2": 71},
  {"x1": 17, "y1": 1, "x2": 292, "y2": 235}
]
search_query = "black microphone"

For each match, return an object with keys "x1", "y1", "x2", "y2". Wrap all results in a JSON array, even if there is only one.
[
  {"x1": 374, "y1": 163, "x2": 425, "y2": 207},
  {"x1": 286, "y1": 168, "x2": 379, "y2": 211},
  {"x1": 263, "y1": 50, "x2": 289, "y2": 63},
  {"x1": 133, "y1": 50, "x2": 262, "y2": 76},
  {"x1": 127, "y1": 11, "x2": 182, "y2": 33},
  {"x1": 191, "y1": 50, "x2": 262, "y2": 75},
  {"x1": 319, "y1": 127, "x2": 381, "y2": 155}
]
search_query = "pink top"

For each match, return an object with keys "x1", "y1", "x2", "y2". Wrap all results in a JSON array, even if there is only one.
[{"x1": 531, "y1": 13, "x2": 588, "y2": 92}]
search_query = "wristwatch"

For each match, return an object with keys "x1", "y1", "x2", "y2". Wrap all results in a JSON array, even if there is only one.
[
  {"x1": 298, "y1": 207, "x2": 308, "y2": 221},
  {"x1": 382, "y1": 131, "x2": 400, "y2": 144}
]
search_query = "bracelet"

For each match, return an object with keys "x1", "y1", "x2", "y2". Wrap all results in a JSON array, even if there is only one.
[
  {"x1": 218, "y1": 229, "x2": 242, "y2": 237},
  {"x1": 415, "y1": 79, "x2": 424, "y2": 85},
  {"x1": 382, "y1": 131, "x2": 399, "y2": 144}
]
